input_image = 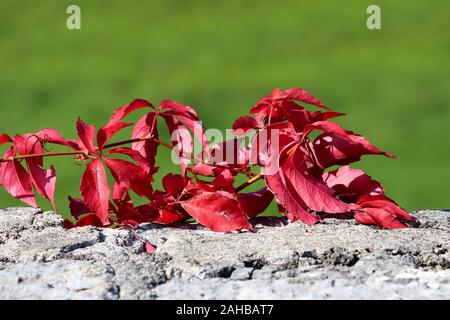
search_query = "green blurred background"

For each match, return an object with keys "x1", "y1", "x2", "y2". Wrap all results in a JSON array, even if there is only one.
[{"x1": 0, "y1": 0, "x2": 449, "y2": 215}]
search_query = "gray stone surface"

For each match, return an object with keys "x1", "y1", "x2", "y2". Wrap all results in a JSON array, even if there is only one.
[{"x1": 1, "y1": 207, "x2": 450, "y2": 300}]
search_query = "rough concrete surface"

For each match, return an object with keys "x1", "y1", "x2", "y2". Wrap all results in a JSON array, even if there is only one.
[{"x1": 1, "y1": 207, "x2": 450, "y2": 300}]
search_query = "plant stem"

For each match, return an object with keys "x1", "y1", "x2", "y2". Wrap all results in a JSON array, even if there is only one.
[
  {"x1": 0, "y1": 136, "x2": 172, "y2": 163},
  {"x1": 103, "y1": 136, "x2": 173, "y2": 150},
  {"x1": 0, "y1": 134, "x2": 262, "y2": 192},
  {"x1": 103, "y1": 136, "x2": 247, "y2": 175},
  {"x1": 235, "y1": 174, "x2": 263, "y2": 192},
  {"x1": 0, "y1": 150, "x2": 88, "y2": 162}
]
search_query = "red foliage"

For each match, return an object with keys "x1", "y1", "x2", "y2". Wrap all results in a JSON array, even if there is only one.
[{"x1": 0, "y1": 88, "x2": 417, "y2": 231}]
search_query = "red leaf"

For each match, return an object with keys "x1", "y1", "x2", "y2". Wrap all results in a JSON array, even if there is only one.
[
  {"x1": 250, "y1": 88, "x2": 332, "y2": 124},
  {"x1": 105, "y1": 147, "x2": 151, "y2": 173},
  {"x1": 313, "y1": 131, "x2": 396, "y2": 169},
  {"x1": 27, "y1": 162, "x2": 57, "y2": 209},
  {"x1": 163, "y1": 115, "x2": 193, "y2": 175},
  {"x1": 355, "y1": 208, "x2": 410, "y2": 229},
  {"x1": 248, "y1": 123, "x2": 298, "y2": 171},
  {"x1": 212, "y1": 169, "x2": 235, "y2": 192},
  {"x1": 80, "y1": 158, "x2": 111, "y2": 225},
  {"x1": 303, "y1": 120, "x2": 348, "y2": 137},
  {"x1": 280, "y1": 100, "x2": 345, "y2": 131},
  {"x1": 112, "y1": 182, "x2": 128, "y2": 201},
  {"x1": 206, "y1": 138, "x2": 247, "y2": 167},
  {"x1": 192, "y1": 163, "x2": 215, "y2": 176},
  {"x1": 353, "y1": 211, "x2": 376, "y2": 225},
  {"x1": 68, "y1": 196, "x2": 92, "y2": 218},
  {"x1": 278, "y1": 88, "x2": 331, "y2": 110},
  {"x1": 355, "y1": 195, "x2": 417, "y2": 229},
  {"x1": 0, "y1": 134, "x2": 12, "y2": 146},
  {"x1": 64, "y1": 213, "x2": 103, "y2": 229},
  {"x1": 232, "y1": 116, "x2": 259, "y2": 134},
  {"x1": 68, "y1": 194, "x2": 114, "y2": 228},
  {"x1": 35, "y1": 128, "x2": 84, "y2": 150},
  {"x1": 347, "y1": 133, "x2": 396, "y2": 158},
  {"x1": 280, "y1": 145, "x2": 355, "y2": 214},
  {"x1": 96, "y1": 99, "x2": 153, "y2": 151},
  {"x1": 323, "y1": 166, "x2": 384, "y2": 203},
  {"x1": 156, "y1": 209, "x2": 188, "y2": 224},
  {"x1": 183, "y1": 181, "x2": 218, "y2": 197},
  {"x1": 358, "y1": 195, "x2": 415, "y2": 221},
  {"x1": 161, "y1": 100, "x2": 208, "y2": 147},
  {"x1": 76, "y1": 118, "x2": 97, "y2": 154},
  {"x1": 106, "y1": 99, "x2": 154, "y2": 127},
  {"x1": 181, "y1": 192, "x2": 252, "y2": 232},
  {"x1": 114, "y1": 199, "x2": 159, "y2": 225},
  {"x1": 11, "y1": 135, "x2": 57, "y2": 208},
  {"x1": 237, "y1": 187, "x2": 274, "y2": 218},
  {"x1": 160, "y1": 100, "x2": 199, "y2": 119},
  {"x1": 104, "y1": 158, "x2": 152, "y2": 199},
  {"x1": 14, "y1": 134, "x2": 44, "y2": 166},
  {"x1": 162, "y1": 173, "x2": 185, "y2": 197},
  {"x1": 0, "y1": 147, "x2": 38, "y2": 207},
  {"x1": 97, "y1": 122, "x2": 133, "y2": 152},
  {"x1": 131, "y1": 113, "x2": 159, "y2": 172},
  {"x1": 121, "y1": 219, "x2": 139, "y2": 228},
  {"x1": 265, "y1": 170, "x2": 320, "y2": 224},
  {"x1": 144, "y1": 241, "x2": 157, "y2": 254}
]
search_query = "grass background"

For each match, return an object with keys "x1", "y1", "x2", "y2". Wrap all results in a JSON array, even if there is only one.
[{"x1": 0, "y1": 0, "x2": 449, "y2": 215}]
